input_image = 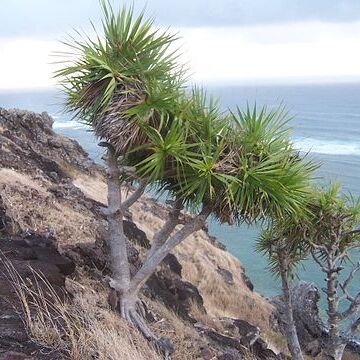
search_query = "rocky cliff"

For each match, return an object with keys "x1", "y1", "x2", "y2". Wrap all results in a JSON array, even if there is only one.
[{"x1": 0, "y1": 108, "x2": 288, "y2": 360}]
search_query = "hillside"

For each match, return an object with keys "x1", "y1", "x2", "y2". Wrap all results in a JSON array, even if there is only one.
[{"x1": 0, "y1": 108, "x2": 293, "y2": 359}]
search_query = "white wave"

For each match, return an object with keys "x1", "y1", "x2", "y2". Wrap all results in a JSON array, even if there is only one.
[
  {"x1": 53, "y1": 121, "x2": 87, "y2": 130},
  {"x1": 295, "y1": 137, "x2": 360, "y2": 156}
]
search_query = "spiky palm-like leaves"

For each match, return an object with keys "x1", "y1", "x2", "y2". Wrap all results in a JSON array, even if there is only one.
[
  {"x1": 134, "y1": 98, "x2": 315, "y2": 224},
  {"x1": 55, "y1": 0, "x2": 184, "y2": 154}
]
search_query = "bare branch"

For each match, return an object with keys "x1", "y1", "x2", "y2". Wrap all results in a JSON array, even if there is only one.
[
  {"x1": 339, "y1": 261, "x2": 360, "y2": 303},
  {"x1": 145, "y1": 198, "x2": 183, "y2": 260},
  {"x1": 340, "y1": 292, "x2": 360, "y2": 320},
  {"x1": 348, "y1": 317, "x2": 360, "y2": 336},
  {"x1": 122, "y1": 179, "x2": 148, "y2": 210},
  {"x1": 308, "y1": 239, "x2": 328, "y2": 252},
  {"x1": 129, "y1": 204, "x2": 211, "y2": 295},
  {"x1": 311, "y1": 248, "x2": 329, "y2": 273}
]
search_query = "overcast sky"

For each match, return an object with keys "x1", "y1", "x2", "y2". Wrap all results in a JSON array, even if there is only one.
[{"x1": 1, "y1": 0, "x2": 360, "y2": 89}]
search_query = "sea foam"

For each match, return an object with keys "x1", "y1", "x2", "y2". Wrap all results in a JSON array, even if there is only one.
[
  {"x1": 53, "y1": 121, "x2": 87, "y2": 130},
  {"x1": 295, "y1": 137, "x2": 360, "y2": 156}
]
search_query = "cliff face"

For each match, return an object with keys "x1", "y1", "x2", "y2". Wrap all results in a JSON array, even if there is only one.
[{"x1": 0, "y1": 108, "x2": 286, "y2": 360}]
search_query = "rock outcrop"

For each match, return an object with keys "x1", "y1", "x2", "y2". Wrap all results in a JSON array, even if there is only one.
[{"x1": 272, "y1": 281, "x2": 360, "y2": 358}]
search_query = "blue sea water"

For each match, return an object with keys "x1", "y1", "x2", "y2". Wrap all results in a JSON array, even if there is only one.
[{"x1": 1, "y1": 83, "x2": 360, "y2": 313}]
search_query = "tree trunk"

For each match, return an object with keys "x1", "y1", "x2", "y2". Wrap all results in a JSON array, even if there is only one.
[
  {"x1": 278, "y1": 251, "x2": 304, "y2": 360},
  {"x1": 104, "y1": 160, "x2": 209, "y2": 358},
  {"x1": 323, "y1": 264, "x2": 345, "y2": 360},
  {"x1": 105, "y1": 147, "x2": 133, "y2": 317}
]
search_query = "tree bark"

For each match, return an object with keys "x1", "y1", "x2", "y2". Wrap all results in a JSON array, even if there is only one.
[
  {"x1": 323, "y1": 256, "x2": 345, "y2": 360},
  {"x1": 105, "y1": 146, "x2": 132, "y2": 318},
  {"x1": 146, "y1": 198, "x2": 183, "y2": 260},
  {"x1": 278, "y1": 250, "x2": 304, "y2": 360},
  {"x1": 129, "y1": 206, "x2": 210, "y2": 296}
]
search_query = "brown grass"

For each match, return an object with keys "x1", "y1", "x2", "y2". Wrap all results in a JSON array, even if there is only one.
[
  {"x1": 0, "y1": 169, "x2": 102, "y2": 247},
  {"x1": 3, "y1": 259, "x2": 161, "y2": 360},
  {"x1": 148, "y1": 300, "x2": 202, "y2": 360}
]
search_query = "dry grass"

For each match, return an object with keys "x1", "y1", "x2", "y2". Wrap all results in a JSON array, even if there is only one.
[
  {"x1": 148, "y1": 299, "x2": 202, "y2": 360},
  {"x1": 73, "y1": 174, "x2": 107, "y2": 204},
  {"x1": 3, "y1": 259, "x2": 161, "y2": 360},
  {"x1": 342, "y1": 352, "x2": 360, "y2": 360},
  {"x1": 0, "y1": 169, "x2": 102, "y2": 247}
]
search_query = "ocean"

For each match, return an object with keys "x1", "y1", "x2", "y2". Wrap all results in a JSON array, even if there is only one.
[{"x1": 1, "y1": 83, "x2": 360, "y2": 313}]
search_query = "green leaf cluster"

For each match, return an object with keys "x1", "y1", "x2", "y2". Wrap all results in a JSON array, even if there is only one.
[{"x1": 56, "y1": 1, "x2": 316, "y2": 226}]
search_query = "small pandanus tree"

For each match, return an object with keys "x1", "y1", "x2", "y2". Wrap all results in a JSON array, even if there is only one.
[
  {"x1": 305, "y1": 185, "x2": 360, "y2": 360},
  {"x1": 257, "y1": 217, "x2": 310, "y2": 360},
  {"x1": 259, "y1": 184, "x2": 360, "y2": 360},
  {"x1": 56, "y1": 0, "x2": 315, "y2": 354}
]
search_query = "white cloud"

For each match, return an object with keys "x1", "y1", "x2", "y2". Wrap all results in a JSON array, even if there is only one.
[
  {"x1": 1, "y1": 21, "x2": 360, "y2": 90},
  {"x1": 179, "y1": 21, "x2": 360, "y2": 83},
  {"x1": 0, "y1": 38, "x2": 63, "y2": 90}
]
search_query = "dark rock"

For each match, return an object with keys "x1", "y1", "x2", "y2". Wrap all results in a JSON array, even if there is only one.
[
  {"x1": 49, "y1": 171, "x2": 59, "y2": 182},
  {"x1": 240, "y1": 269, "x2": 254, "y2": 292},
  {"x1": 271, "y1": 281, "x2": 326, "y2": 354},
  {"x1": 251, "y1": 338, "x2": 278, "y2": 360},
  {"x1": 47, "y1": 138, "x2": 62, "y2": 148},
  {"x1": 123, "y1": 220, "x2": 150, "y2": 248},
  {"x1": 208, "y1": 235, "x2": 227, "y2": 250},
  {"x1": 272, "y1": 281, "x2": 360, "y2": 358},
  {"x1": 207, "y1": 331, "x2": 242, "y2": 350},
  {"x1": 217, "y1": 349, "x2": 242, "y2": 360},
  {"x1": 0, "y1": 194, "x2": 18, "y2": 234},
  {"x1": 146, "y1": 269, "x2": 205, "y2": 321},
  {"x1": 0, "y1": 108, "x2": 102, "y2": 176},
  {"x1": 304, "y1": 339, "x2": 322, "y2": 357},
  {"x1": 201, "y1": 347, "x2": 216, "y2": 360},
  {"x1": 162, "y1": 253, "x2": 182, "y2": 276},
  {"x1": 233, "y1": 319, "x2": 260, "y2": 346},
  {"x1": 0, "y1": 231, "x2": 75, "y2": 358},
  {"x1": 0, "y1": 352, "x2": 34, "y2": 360},
  {"x1": 217, "y1": 266, "x2": 234, "y2": 286}
]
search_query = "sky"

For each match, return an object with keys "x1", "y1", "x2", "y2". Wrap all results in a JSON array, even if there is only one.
[{"x1": 1, "y1": 0, "x2": 360, "y2": 90}]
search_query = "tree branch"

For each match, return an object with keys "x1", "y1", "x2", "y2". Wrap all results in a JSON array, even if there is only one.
[
  {"x1": 122, "y1": 179, "x2": 148, "y2": 210},
  {"x1": 129, "y1": 204, "x2": 211, "y2": 295},
  {"x1": 348, "y1": 316, "x2": 360, "y2": 336},
  {"x1": 308, "y1": 239, "x2": 328, "y2": 253},
  {"x1": 339, "y1": 261, "x2": 360, "y2": 303},
  {"x1": 145, "y1": 198, "x2": 183, "y2": 260},
  {"x1": 340, "y1": 292, "x2": 360, "y2": 320},
  {"x1": 311, "y1": 248, "x2": 329, "y2": 273}
]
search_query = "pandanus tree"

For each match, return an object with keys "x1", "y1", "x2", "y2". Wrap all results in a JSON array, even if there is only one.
[
  {"x1": 258, "y1": 216, "x2": 309, "y2": 360},
  {"x1": 305, "y1": 185, "x2": 360, "y2": 360},
  {"x1": 260, "y1": 184, "x2": 360, "y2": 360},
  {"x1": 56, "y1": 0, "x2": 315, "y2": 354}
]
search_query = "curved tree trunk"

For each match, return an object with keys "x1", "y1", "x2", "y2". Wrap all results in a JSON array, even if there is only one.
[
  {"x1": 104, "y1": 149, "x2": 209, "y2": 358},
  {"x1": 278, "y1": 251, "x2": 304, "y2": 360}
]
